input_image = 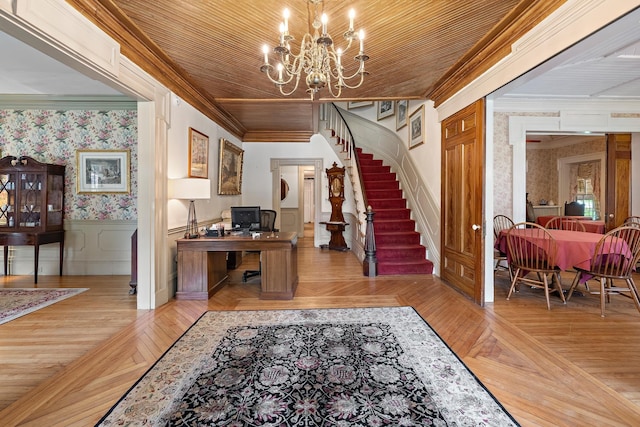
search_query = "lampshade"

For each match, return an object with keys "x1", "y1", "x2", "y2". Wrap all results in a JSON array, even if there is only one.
[{"x1": 169, "y1": 178, "x2": 211, "y2": 200}]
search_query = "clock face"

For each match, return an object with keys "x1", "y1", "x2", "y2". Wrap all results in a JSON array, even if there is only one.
[{"x1": 331, "y1": 177, "x2": 342, "y2": 197}]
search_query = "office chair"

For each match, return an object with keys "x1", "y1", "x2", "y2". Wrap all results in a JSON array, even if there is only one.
[{"x1": 242, "y1": 209, "x2": 277, "y2": 282}]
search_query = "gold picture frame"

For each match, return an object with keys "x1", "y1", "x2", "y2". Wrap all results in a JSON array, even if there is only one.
[
  {"x1": 218, "y1": 138, "x2": 244, "y2": 195},
  {"x1": 188, "y1": 128, "x2": 209, "y2": 178},
  {"x1": 377, "y1": 100, "x2": 395, "y2": 120},
  {"x1": 347, "y1": 101, "x2": 373, "y2": 109},
  {"x1": 396, "y1": 100, "x2": 408, "y2": 130},
  {"x1": 408, "y1": 105, "x2": 425, "y2": 150},
  {"x1": 76, "y1": 149, "x2": 130, "y2": 194}
]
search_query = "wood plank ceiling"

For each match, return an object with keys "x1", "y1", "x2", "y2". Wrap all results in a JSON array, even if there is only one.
[{"x1": 67, "y1": 0, "x2": 565, "y2": 141}]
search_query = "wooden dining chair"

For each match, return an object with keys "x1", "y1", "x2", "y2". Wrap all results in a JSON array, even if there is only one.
[
  {"x1": 544, "y1": 216, "x2": 586, "y2": 232},
  {"x1": 623, "y1": 216, "x2": 640, "y2": 226},
  {"x1": 566, "y1": 225, "x2": 640, "y2": 317},
  {"x1": 493, "y1": 215, "x2": 514, "y2": 279},
  {"x1": 505, "y1": 222, "x2": 566, "y2": 310}
]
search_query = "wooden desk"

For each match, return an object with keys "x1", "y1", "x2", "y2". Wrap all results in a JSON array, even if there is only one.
[{"x1": 177, "y1": 231, "x2": 298, "y2": 300}]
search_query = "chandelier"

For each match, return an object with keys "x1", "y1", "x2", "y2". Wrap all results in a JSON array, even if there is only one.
[{"x1": 260, "y1": 0, "x2": 369, "y2": 100}]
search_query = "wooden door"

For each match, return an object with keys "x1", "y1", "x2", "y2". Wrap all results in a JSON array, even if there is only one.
[
  {"x1": 605, "y1": 134, "x2": 631, "y2": 230},
  {"x1": 441, "y1": 100, "x2": 485, "y2": 305}
]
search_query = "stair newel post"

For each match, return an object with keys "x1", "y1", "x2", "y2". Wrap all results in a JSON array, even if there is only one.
[{"x1": 363, "y1": 205, "x2": 378, "y2": 276}]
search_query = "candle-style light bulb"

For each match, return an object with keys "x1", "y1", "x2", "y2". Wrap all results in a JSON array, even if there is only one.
[
  {"x1": 359, "y1": 29, "x2": 365, "y2": 52},
  {"x1": 283, "y1": 8, "x2": 290, "y2": 33},
  {"x1": 279, "y1": 22, "x2": 285, "y2": 44},
  {"x1": 321, "y1": 13, "x2": 328, "y2": 35},
  {"x1": 262, "y1": 45, "x2": 269, "y2": 65},
  {"x1": 348, "y1": 9, "x2": 355, "y2": 31}
]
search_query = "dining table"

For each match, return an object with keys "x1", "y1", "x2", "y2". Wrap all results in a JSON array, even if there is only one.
[{"x1": 496, "y1": 228, "x2": 629, "y2": 272}]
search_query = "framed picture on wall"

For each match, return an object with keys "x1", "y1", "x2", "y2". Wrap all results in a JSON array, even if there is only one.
[
  {"x1": 76, "y1": 149, "x2": 130, "y2": 193},
  {"x1": 347, "y1": 101, "x2": 373, "y2": 110},
  {"x1": 408, "y1": 105, "x2": 425, "y2": 149},
  {"x1": 218, "y1": 138, "x2": 244, "y2": 195},
  {"x1": 376, "y1": 100, "x2": 395, "y2": 120},
  {"x1": 396, "y1": 100, "x2": 408, "y2": 130},
  {"x1": 188, "y1": 127, "x2": 209, "y2": 178}
]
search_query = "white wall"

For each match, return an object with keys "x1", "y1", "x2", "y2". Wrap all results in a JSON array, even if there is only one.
[
  {"x1": 242, "y1": 135, "x2": 344, "y2": 214},
  {"x1": 167, "y1": 94, "x2": 243, "y2": 230}
]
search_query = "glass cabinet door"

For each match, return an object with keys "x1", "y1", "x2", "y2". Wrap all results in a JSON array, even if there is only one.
[
  {"x1": 47, "y1": 174, "x2": 64, "y2": 226},
  {"x1": 0, "y1": 172, "x2": 16, "y2": 228},
  {"x1": 19, "y1": 172, "x2": 43, "y2": 228}
]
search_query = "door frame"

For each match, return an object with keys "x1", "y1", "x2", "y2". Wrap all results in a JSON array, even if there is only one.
[
  {"x1": 441, "y1": 99, "x2": 485, "y2": 305},
  {"x1": 507, "y1": 115, "x2": 640, "y2": 224},
  {"x1": 270, "y1": 158, "x2": 323, "y2": 246}
]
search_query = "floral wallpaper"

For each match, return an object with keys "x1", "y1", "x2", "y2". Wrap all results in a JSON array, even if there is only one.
[
  {"x1": 493, "y1": 111, "x2": 608, "y2": 219},
  {"x1": 0, "y1": 109, "x2": 137, "y2": 220},
  {"x1": 492, "y1": 112, "x2": 513, "y2": 217},
  {"x1": 526, "y1": 137, "x2": 605, "y2": 206}
]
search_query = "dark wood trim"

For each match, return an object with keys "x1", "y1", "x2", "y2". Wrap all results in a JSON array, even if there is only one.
[
  {"x1": 66, "y1": 0, "x2": 247, "y2": 139},
  {"x1": 426, "y1": 0, "x2": 566, "y2": 106}
]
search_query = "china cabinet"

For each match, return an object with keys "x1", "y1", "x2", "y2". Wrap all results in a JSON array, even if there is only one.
[{"x1": 0, "y1": 156, "x2": 66, "y2": 283}]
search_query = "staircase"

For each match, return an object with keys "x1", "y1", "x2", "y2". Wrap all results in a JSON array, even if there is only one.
[{"x1": 358, "y1": 149, "x2": 433, "y2": 275}]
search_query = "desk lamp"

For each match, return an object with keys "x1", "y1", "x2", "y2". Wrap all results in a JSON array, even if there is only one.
[{"x1": 170, "y1": 178, "x2": 211, "y2": 238}]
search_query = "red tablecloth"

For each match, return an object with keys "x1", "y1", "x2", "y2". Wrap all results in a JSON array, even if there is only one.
[
  {"x1": 496, "y1": 229, "x2": 627, "y2": 271},
  {"x1": 535, "y1": 216, "x2": 605, "y2": 234}
]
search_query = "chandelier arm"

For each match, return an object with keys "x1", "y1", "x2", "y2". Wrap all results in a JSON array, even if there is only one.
[
  {"x1": 260, "y1": 2, "x2": 368, "y2": 98},
  {"x1": 335, "y1": 73, "x2": 366, "y2": 90},
  {"x1": 278, "y1": 75, "x2": 303, "y2": 96},
  {"x1": 337, "y1": 63, "x2": 367, "y2": 83},
  {"x1": 262, "y1": 64, "x2": 297, "y2": 86}
]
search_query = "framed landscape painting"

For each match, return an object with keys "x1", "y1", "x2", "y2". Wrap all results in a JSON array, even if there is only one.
[
  {"x1": 218, "y1": 138, "x2": 244, "y2": 195},
  {"x1": 408, "y1": 105, "x2": 425, "y2": 149},
  {"x1": 77, "y1": 149, "x2": 130, "y2": 193},
  {"x1": 188, "y1": 128, "x2": 209, "y2": 178}
]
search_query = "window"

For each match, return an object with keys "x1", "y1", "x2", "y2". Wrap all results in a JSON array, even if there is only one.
[{"x1": 575, "y1": 178, "x2": 599, "y2": 219}]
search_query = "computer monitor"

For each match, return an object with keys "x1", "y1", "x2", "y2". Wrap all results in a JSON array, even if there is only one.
[{"x1": 231, "y1": 206, "x2": 261, "y2": 231}]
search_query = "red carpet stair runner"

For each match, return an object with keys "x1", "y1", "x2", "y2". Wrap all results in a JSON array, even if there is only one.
[{"x1": 358, "y1": 149, "x2": 434, "y2": 275}]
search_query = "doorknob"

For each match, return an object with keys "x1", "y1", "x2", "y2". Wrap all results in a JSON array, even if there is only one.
[
  {"x1": 608, "y1": 213, "x2": 614, "y2": 219},
  {"x1": 472, "y1": 224, "x2": 481, "y2": 231}
]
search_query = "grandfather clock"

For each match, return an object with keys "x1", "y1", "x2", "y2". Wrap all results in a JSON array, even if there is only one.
[{"x1": 322, "y1": 162, "x2": 349, "y2": 251}]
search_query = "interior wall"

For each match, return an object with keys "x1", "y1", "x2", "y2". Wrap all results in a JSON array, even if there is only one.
[
  {"x1": 0, "y1": 107, "x2": 139, "y2": 276},
  {"x1": 526, "y1": 137, "x2": 605, "y2": 207},
  {"x1": 242, "y1": 134, "x2": 346, "y2": 247},
  {"x1": 0, "y1": 108, "x2": 138, "y2": 220},
  {"x1": 166, "y1": 93, "x2": 242, "y2": 230},
  {"x1": 243, "y1": 137, "x2": 344, "y2": 213}
]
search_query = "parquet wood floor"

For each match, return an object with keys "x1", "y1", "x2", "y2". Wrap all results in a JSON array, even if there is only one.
[{"x1": 1, "y1": 226, "x2": 640, "y2": 426}]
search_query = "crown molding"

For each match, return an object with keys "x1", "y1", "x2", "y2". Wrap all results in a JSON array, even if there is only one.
[
  {"x1": 66, "y1": 0, "x2": 246, "y2": 139},
  {"x1": 0, "y1": 94, "x2": 136, "y2": 110}
]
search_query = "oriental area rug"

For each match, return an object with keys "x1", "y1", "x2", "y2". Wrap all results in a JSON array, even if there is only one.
[
  {"x1": 98, "y1": 307, "x2": 519, "y2": 426},
  {"x1": 0, "y1": 288, "x2": 87, "y2": 325}
]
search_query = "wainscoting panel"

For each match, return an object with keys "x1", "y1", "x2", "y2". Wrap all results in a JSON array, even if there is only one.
[{"x1": 1, "y1": 220, "x2": 137, "y2": 277}]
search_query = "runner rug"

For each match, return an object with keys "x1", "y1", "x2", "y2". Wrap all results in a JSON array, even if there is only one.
[
  {"x1": 0, "y1": 288, "x2": 87, "y2": 325},
  {"x1": 98, "y1": 307, "x2": 519, "y2": 426}
]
